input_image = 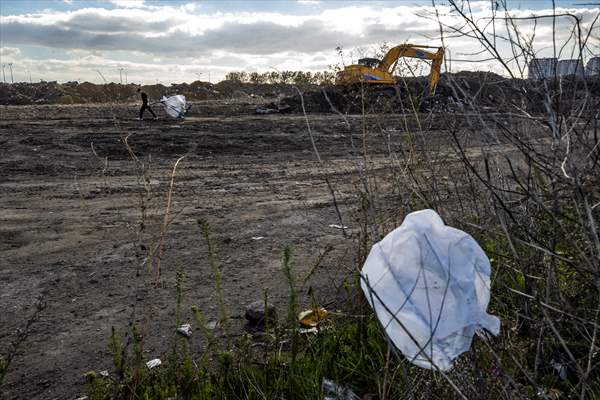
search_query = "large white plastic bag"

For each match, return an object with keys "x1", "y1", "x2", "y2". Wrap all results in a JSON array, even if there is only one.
[
  {"x1": 360, "y1": 209, "x2": 500, "y2": 371},
  {"x1": 160, "y1": 95, "x2": 187, "y2": 118}
]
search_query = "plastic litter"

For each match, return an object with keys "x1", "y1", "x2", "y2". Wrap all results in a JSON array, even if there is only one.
[
  {"x1": 159, "y1": 95, "x2": 189, "y2": 119},
  {"x1": 299, "y1": 327, "x2": 319, "y2": 334},
  {"x1": 551, "y1": 359, "x2": 567, "y2": 380},
  {"x1": 146, "y1": 358, "x2": 162, "y2": 369},
  {"x1": 176, "y1": 323, "x2": 192, "y2": 338},
  {"x1": 298, "y1": 307, "x2": 328, "y2": 328},
  {"x1": 328, "y1": 224, "x2": 348, "y2": 230},
  {"x1": 322, "y1": 378, "x2": 360, "y2": 400},
  {"x1": 251, "y1": 236, "x2": 265, "y2": 240},
  {"x1": 360, "y1": 209, "x2": 500, "y2": 371},
  {"x1": 206, "y1": 320, "x2": 218, "y2": 330}
]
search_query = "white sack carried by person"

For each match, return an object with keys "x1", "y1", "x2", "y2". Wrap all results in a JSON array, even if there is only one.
[
  {"x1": 160, "y1": 95, "x2": 189, "y2": 119},
  {"x1": 360, "y1": 209, "x2": 500, "y2": 371}
]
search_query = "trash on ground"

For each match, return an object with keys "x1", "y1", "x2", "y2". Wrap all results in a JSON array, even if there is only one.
[
  {"x1": 252, "y1": 236, "x2": 265, "y2": 240},
  {"x1": 537, "y1": 388, "x2": 562, "y2": 399},
  {"x1": 298, "y1": 307, "x2": 328, "y2": 327},
  {"x1": 206, "y1": 320, "x2": 218, "y2": 330},
  {"x1": 176, "y1": 323, "x2": 192, "y2": 338},
  {"x1": 328, "y1": 224, "x2": 348, "y2": 229},
  {"x1": 160, "y1": 95, "x2": 190, "y2": 118},
  {"x1": 99, "y1": 370, "x2": 109, "y2": 378},
  {"x1": 146, "y1": 358, "x2": 162, "y2": 369},
  {"x1": 245, "y1": 300, "x2": 277, "y2": 327},
  {"x1": 322, "y1": 378, "x2": 360, "y2": 400},
  {"x1": 299, "y1": 327, "x2": 319, "y2": 334},
  {"x1": 551, "y1": 359, "x2": 567, "y2": 380},
  {"x1": 360, "y1": 209, "x2": 500, "y2": 371}
]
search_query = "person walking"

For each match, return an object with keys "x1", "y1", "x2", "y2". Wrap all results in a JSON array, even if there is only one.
[{"x1": 137, "y1": 88, "x2": 157, "y2": 120}]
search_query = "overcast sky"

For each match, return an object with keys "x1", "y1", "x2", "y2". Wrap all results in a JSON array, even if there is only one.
[{"x1": 0, "y1": 0, "x2": 598, "y2": 84}]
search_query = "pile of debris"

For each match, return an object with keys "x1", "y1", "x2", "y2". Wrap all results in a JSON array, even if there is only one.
[
  {"x1": 0, "y1": 81, "x2": 69, "y2": 105},
  {"x1": 0, "y1": 80, "x2": 304, "y2": 106},
  {"x1": 278, "y1": 71, "x2": 600, "y2": 115},
  {"x1": 2, "y1": 73, "x2": 597, "y2": 114}
]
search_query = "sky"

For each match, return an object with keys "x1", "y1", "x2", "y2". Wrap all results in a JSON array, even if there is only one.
[{"x1": 0, "y1": 0, "x2": 598, "y2": 84}]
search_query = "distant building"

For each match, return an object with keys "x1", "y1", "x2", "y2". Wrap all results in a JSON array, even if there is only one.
[
  {"x1": 586, "y1": 57, "x2": 600, "y2": 76},
  {"x1": 528, "y1": 58, "x2": 557, "y2": 79},
  {"x1": 557, "y1": 59, "x2": 584, "y2": 77},
  {"x1": 528, "y1": 57, "x2": 591, "y2": 79}
]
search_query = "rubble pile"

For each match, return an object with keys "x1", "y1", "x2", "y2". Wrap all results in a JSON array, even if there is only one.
[
  {"x1": 1, "y1": 73, "x2": 598, "y2": 115},
  {"x1": 0, "y1": 81, "x2": 68, "y2": 105},
  {"x1": 0, "y1": 80, "x2": 303, "y2": 105},
  {"x1": 281, "y1": 71, "x2": 600, "y2": 114}
]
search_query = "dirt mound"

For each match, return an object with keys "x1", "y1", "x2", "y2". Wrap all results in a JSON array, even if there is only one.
[
  {"x1": 0, "y1": 82, "x2": 67, "y2": 105},
  {"x1": 279, "y1": 72, "x2": 600, "y2": 114},
  {"x1": 3, "y1": 74, "x2": 597, "y2": 113},
  {"x1": 0, "y1": 81, "x2": 304, "y2": 105}
]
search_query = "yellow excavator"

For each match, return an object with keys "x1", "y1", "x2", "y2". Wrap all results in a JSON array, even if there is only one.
[{"x1": 336, "y1": 44, "x2": 444, "y2": 95}]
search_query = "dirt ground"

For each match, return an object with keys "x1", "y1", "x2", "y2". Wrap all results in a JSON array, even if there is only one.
[{"x1": 0, "y1": 100, "x2": 436, "y2": 399}]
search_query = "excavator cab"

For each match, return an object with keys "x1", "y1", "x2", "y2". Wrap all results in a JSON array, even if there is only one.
[{"x1": 358, "y1": 58, "x2": 381, "y2": 68}]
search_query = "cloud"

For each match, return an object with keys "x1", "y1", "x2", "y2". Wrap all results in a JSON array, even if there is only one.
[
  {"x1": 60, "y1": 8, "x2": 183, "y2": 33},
  {"x1": 107, "y1": 0, "x2": 145, "y2": 9},
  {"x1": 0, "y1": 1, "x2": 598, "y2": 83},
  {"x1": 0, "y1": 47, "x2": 22, "y2": 59},
  {"x1": 0, "y1": 6, "x2": 447, "y2": 56}
]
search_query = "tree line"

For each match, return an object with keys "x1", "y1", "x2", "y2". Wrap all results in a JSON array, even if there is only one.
[{"x1": 224, "y1": 71, "x2": 336, "y2": 85}]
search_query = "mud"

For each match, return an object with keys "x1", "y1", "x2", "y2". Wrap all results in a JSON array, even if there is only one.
[{"x1": 0, "y1": 100, "x2": 442, "y2": 399}]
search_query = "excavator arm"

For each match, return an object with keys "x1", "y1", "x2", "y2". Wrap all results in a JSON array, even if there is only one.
[{"x1": 378, "y1": 44, "x2": 444, "y2": 94}]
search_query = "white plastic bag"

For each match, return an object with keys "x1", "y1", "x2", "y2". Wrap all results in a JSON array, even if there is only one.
[
  {"x1": 160, "y1": 95, "x2": 188, "y2": 118},
  {"x1": 360, "y1": 209, "x2": 500, "y2": 371}
]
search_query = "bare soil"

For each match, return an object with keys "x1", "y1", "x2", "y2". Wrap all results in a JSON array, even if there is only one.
[{"x1": 0, "y1": 101, "x2": 436, "y2": 399}]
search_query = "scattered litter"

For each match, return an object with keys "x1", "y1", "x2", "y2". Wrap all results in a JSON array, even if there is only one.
[
  {"x1": 360, "y1": 209, "x2": 500, "y2": 371},
  {"x1": 328, "y1": 224, "x2": 348, "y2": 230},
  {"x1": 99, "y1": 370, "x2": 109, "y2": 378},
  {"x1": 298, "y1": 307, "x2": 328, "y2": 328},
  {"x1": 537, "y1": 388, "x2": 562, "y2": 399},
  {"x1": 299, "y1": 327, "x2": 319, "y2": 334},
  {"x1": 146, "y1": 358, "x2": 162, "y2": 369},
  {"x1": 551, "y1": 359, "x2": 567, "y2": 380},
  {"x1": 252, "y1": 236, "x2": 265, "y2": 240},
  {"x1": 176, "y1": 323, "x2": 192, "y2": 338},
  {"x1": 206, "y1": 320, "x2": 218, "y2": 330},
  {"x1": 322, "y1": 378, "x2": 360, "y2": 400},
  {"x1": 75, "y1": 396, "x2": 88, "y2": 400}
]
